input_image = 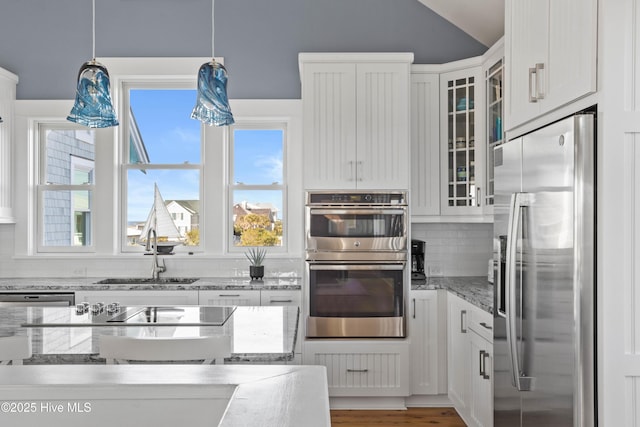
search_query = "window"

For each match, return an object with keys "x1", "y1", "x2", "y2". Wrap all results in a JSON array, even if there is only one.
[
  {"x1": 37, "y1": 124, "x2": 95, "y2": 252},
  {"x1": 229, "y1": 125, "x2": 285, "y2": 248},
  {"x1": 123, "y1": 86, "x2": 201, "y2": 251}
]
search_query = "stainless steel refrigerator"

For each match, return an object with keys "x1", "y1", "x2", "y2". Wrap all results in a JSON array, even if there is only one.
[{"x1": 493, "y1": 113, "x2": 596, "y2": 427}]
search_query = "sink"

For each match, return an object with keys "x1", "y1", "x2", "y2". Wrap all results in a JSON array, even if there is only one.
[{"x1": 95, "y1": 278, "x2": 199, "y2": 285}]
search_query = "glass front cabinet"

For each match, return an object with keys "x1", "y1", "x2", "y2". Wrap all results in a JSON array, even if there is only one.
[
  {"x1": 485, "y1": 57, "x2": 504, "y2": 212},
  {"x1": 440, "y1": 65, "x2": 485, "y2": 216}
]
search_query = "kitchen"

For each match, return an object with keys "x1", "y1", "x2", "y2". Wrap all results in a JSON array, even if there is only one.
[{"x1": 0, "y1": 0, "x2": 634, "y2": 426}]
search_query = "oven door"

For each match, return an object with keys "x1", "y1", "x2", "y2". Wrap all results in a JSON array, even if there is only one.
[
  {"x1": 306, "y1": 262, "x2": 405, "y2": 338},
  {"x1": 306, "y1": 208, "x2": 407, "y2": 252}
]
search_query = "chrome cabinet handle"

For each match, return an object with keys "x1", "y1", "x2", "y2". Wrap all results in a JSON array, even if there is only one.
[
  {"x1": 348, "y1": 161, "x2": 355, "y2": 181},
  {"x1": 479, "y1": 322, "x2": 492, "y2": 330},
  {"x1": 476, "y1": 187, "x2": 481, "y2": 207},
  {"x1": 269, "y1": 299, "x2": 293, "y2": 303},
  {"x1": 356, "y1": 161, "x2": 363, "y2": 181},
  {"x1": 528, "y1": 67, "x2": 537, "y2": 103},
  {"x1": 219, "y1": 294, "x2": 240, "y2": 297},
  {"x1": 479, "y1": 350, "x2": 486, "y2": 377},
  {"x1": 535, "y1": 63, "x2": 545, "y2": 100},
  {"x1": 482, "y1": 351, "x2": 491, "y2": 380},
  {"x1": 347, "y1": 369, "x2": 369, "y2": 373},
  {"x1": 412, "y1": 298, "x2": 416, "y2": 319},
  {"x1": 460, "y1": 309, "x2": 467, "y2": 333}
]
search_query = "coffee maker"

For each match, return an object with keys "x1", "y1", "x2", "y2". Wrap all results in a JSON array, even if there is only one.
[{"x1": 411, "y1": 239, "x2": 426, "y2": 280}]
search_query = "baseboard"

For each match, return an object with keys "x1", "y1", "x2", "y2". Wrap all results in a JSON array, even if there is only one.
[
  {"x1": 404, "y1": 394, "x2": 453, "y2": 407},
  {"x1": 329, "y1": 397, "x2": 407, "y2": 410}
]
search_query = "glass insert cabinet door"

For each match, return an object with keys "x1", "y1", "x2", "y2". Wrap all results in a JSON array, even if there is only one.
[
  {"x1": 486, "y1": 58, "x2": 504, "y2": 208},
  {"x1": 440, "y1": 66, "x2": 484, "y2": 215}
]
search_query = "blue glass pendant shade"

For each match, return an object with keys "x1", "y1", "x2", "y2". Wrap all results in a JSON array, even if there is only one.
[
  {"x1": 191, "y1": 60, "x2": 234, "y2": 126},
  {"x1": 67, "y1": 60, "x2": 119, "y2": 128}
]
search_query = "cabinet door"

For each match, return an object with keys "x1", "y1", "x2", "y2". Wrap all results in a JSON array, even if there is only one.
[
  {"x1": 440, "y1": 66, "x2": 485, "y2": 215},
  {"x1": 409, "y1": 290, "x2": 440, "y2": 395},
  {"x1": 484, "y1": 54, "x2": 504, "y2": 215},
  {"x1": 505, "y1": 0, "x2": 547, "y2": 129},
  {"x1": 355, "y1": 63, "x2": 410, "y2": 189},
  {"x1": 198, "y1": 290, "x2": 260, "y2": 306},
  {"x1": 448, "y1": 293, "x2": 471, "y2": 419},
  {"x1": 410, "y1": 71, "x2": 440, "y2": 218},
  {"x1": 74, "y1": 290, "x2": 199, "y2": 306},
  {"x1": 469, "y1": 331, "x2": 493, "y2": 427},
  {"x1": 545, "y1": 0, "x2": 597, "y2": 111},
  {"x1": 302, "y1": 62, "x2": 357, "y2": 189}
]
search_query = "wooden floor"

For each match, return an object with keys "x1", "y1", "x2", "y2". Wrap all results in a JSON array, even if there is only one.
[{"x1": 330, "y1": 407, "x2": 466, "y2": 426}]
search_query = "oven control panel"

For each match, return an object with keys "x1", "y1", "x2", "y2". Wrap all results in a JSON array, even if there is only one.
[{"x1": 307, "y1": 191, "x2": 407, "y2": 205}]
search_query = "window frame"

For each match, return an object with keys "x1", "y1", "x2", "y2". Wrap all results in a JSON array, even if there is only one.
[
  {"x1": 227, "y1": 121, "x2": 288, "y2": 253},
  {"x1": 36, "y1": 122, "x2": 96, "y2": 253}
]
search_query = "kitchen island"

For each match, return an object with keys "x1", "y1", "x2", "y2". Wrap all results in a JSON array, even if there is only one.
[
  {"x1": 0, "y1": 305, "x2": 299, "y2": 364},
  {"x1": 0, "y1": 364, "x2": 330, "y2": 427}
]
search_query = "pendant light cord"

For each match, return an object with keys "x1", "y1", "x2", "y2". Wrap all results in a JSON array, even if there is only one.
[{"x1": 92, "y1": 0, "x2": 96, "y2": 60}]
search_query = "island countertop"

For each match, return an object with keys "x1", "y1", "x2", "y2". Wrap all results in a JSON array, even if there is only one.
[
  {"x1": 0, "y1": 305, "x2": 299, "y2": 364},
  {"x1": 0, "y1": 277, "x2": 301, "y2": 291}
]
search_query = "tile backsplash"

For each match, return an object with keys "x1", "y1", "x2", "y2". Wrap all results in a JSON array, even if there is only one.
[{"x1": 411, "y1": 223, "x2": 493, "y2": 277}]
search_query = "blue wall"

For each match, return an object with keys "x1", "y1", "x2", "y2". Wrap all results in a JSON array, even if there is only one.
[{"x1": 0, "y1": 0, "x2": 487, "y2": 100}]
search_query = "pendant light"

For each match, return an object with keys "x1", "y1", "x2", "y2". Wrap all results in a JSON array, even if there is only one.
[
  {"x1": 67, "y1": 0, "x2": 118, "y2": 128},
  {"x1": 191, "y1": 0, "x2": 234, "y2": 126}
]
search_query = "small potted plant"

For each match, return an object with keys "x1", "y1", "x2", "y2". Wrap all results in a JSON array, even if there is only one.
[{"x1": 245, "y1": 247, "x2": 266, "y2": 280}]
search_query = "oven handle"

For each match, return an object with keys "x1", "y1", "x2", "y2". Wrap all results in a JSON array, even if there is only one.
[
  {"x1": 308, "y1": 263, "x2": 405, "y2": 271},
  {"x1": 309, "y1": 208, "x2": 406, "y2": 216}
]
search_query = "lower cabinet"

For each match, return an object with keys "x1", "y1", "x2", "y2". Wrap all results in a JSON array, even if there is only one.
[
  {"x1": 260, "y1": 289, "x2": 301, "y2": 307},
  {"x1": 74, "y1": 290, "x2": 199, "y2": 306},
  {"x1": 409, "y1": 289, "x2": 446, "y2": 395},
  {"x1": 447, "y1": 292, "x2": 494, "y2": 427},
  {"x1": 303, "y1": 340, "x2": 410, "y2": 397}
]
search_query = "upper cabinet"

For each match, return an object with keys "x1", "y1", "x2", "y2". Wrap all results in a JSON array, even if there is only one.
[
  {"x1": 300, "y1": 53, "x2": 413, "y2": 190},
  {"x1": 410, "y1": 68, "x2": 440, "y2": 218},
  {"x1": 440, "y1": 63, "x2": 485, "y2": 216},
  {"x1": 0, "y1": 67, "x2": 18, "y2": 224},
  {"x1": 505, "y1": 0, "x2": 597, "y2": 130}
]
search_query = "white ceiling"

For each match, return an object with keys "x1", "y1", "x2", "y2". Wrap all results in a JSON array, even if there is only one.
[{"x1": 418, "y1": 0, "x2": 504, "y2": 47}]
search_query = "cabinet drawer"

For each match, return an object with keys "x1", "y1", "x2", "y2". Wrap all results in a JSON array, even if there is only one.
[
  {"x1": 198, "y1": 290, "x2": 260, "y2": 306},
  {"x1": 304, "y1": 342, "x2": 409, "y2": 396},
  {"x1": 260, "y1": 290, "x2": 301, "y2": 307},
  {"x1": 469, "y1": 307, "x2": 493, "y2": 343}
]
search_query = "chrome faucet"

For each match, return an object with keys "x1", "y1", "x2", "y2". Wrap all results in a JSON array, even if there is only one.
[{"x1": 145, "y1": 228, "x2": 166, "y2": 280}]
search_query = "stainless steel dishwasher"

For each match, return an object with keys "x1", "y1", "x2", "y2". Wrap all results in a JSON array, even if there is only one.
[{"x1": 0, "y1": 292, "x2": 75, "y2": 307}]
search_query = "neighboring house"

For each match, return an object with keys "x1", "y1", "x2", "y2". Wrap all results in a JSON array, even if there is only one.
[
  {"x1": 232, "y1": 201, "x2": 279, "y2": 231},
  {"x1": 165, "y1": 200, "x2": 200, "y2": 236}
]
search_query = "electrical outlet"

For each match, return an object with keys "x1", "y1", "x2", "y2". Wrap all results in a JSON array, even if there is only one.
[{"x1": 428, "y1": 264, "x2": 443, "y2": 277}]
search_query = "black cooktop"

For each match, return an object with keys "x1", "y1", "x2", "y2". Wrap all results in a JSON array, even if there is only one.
[{"x1": 21, "y1": 306, "x2": 236, "y2": 327}]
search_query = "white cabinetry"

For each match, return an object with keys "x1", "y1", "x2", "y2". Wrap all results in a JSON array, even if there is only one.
[
  {"x1": 409, "y1": 290, "x2": 445, "y2": 395},
  {"x1": 0, "y1": 67, "x2": 18, "y2": 223},
  {"x1": 304, "y1": 340, "x2": 410, "y2": 397},
  {"x1": 447, "y1": 292, "x2": 494, "y2": 427},
  {"x1": 74, "y1": 290, "x2": 199, "y2": 305},
  {"x1": 440, "y1": 64, "x2": 486, "y2": 216},
  {"x1": 469, "y1": 310, "x2": 493, "y2": 427},
  {"x1": 410, "y1": 68, "x2": 440, "y2": 218},
  {"x1": 260, "y1": 289, "x2": 301, "y2": 307},
  {"x1": 300, "y1": 53, "x2": 413, "y2": 190},
  {"x1": 505, "y1": 0, "x2": 597, "y2": 130},
  {"x1": 198, "y1": 290, "x2": 261, "y2": 306}
]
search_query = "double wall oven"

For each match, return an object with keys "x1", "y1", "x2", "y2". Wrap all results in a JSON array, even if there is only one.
[{"x1": 305, "y1": 191, "x2": 408, "y2": 338}]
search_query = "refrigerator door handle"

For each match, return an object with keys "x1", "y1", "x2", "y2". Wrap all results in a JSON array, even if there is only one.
[{"x1": 505, "y1": 192, "x2": 533, "y2": 392}]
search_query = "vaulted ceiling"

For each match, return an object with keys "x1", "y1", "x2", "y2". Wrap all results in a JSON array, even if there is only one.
[{"x1": 418, "y1": 0, "x2": 504, "y2": 47}]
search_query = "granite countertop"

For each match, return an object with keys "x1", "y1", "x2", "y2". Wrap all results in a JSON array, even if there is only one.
[
  {"x1": 0, "y1": 365, "x2": 331, "y2": 427},
  {"x1": 0, "y1": 305, "x2": 299, "y2": 365},
  {"x1": 412, "y1": 276, "x2": 494, "y2": 314},
  {"x1": 0, "y1": 276, "x2": 301, "y2": 291}
]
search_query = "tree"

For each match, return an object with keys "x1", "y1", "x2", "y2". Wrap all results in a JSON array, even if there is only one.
[
  {"x1": 240, "y1": 228, "x2": 279, "y2": 246},
  {"x1": 185, "y1": 228, "x2": 199, "y2": 246},
  {"x1": 235, "y1": 213, "x2": 271, "y2": 231}
]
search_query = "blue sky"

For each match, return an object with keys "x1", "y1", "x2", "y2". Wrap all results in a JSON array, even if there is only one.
[{"x1": 128, "y1": 89, "x2": 284, "y2": 223}]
